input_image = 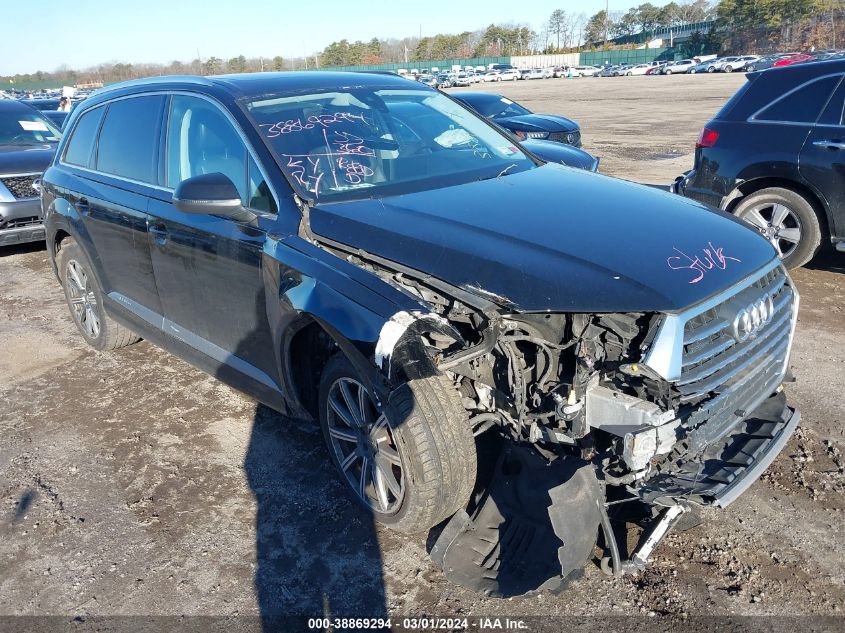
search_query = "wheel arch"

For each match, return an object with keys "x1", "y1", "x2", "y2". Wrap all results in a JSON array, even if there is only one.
[
  {"x1": 281, "y1": 299, "x2": 454, "y2": 421},
  {"x1": 723, "y1": 176, "x2": 831, "y2": 236}
]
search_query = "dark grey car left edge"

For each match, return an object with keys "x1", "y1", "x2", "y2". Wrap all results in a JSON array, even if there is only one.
[{"x1": 0, "y1": 100, "x2": 60, "y2": 246}]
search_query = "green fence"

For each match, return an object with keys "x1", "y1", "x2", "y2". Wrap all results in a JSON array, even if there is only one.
[
  {"x1": 579, "y1": 48, "x2": 675, "y2": 66},
  {"x1": 313, "y1": 56, "x2": 511, "y2": 73}
]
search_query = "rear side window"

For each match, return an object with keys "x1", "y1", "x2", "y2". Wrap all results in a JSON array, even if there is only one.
[
  {"x1": 63, "y1": 106, "x2": 105, "y2": 167},
  {"x1": 754, "y1": 75, "x2": 841, "y2": 124},
  {"x1": 96, "y1": 96, "x2": 164, "y2": 182},
  {"x1": 818, "y1": 78, "x2": 845, "y2": 126}
]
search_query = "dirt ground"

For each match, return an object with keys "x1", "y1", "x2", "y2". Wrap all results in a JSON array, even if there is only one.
[{"x1": 2, "y1": 75, "x2": 844, "y2": 625}]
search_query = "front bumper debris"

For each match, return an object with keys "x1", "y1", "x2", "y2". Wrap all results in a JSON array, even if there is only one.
[
  {"x1": 637, "y1": 390, "x2": 799, "y2": 507},
  {"x1": 431, "y1": 445, "x2": 602, "y2": 597}
]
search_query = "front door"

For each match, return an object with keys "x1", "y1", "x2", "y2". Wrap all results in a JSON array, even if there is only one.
[{"x1": 147, "y1": 94, "x2": 282, "y2": 399}]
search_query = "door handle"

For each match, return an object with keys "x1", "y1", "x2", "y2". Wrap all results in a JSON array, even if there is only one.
[{"x1": 812, "y1": 140, "x2": 845, "y2": 150}]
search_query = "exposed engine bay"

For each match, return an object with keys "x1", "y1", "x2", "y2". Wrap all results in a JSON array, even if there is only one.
[{"x1": 319, "y1": 237, "x2": 800, "y2": 597}]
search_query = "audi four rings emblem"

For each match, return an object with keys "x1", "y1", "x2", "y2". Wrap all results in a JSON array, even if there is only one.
[{"x1": 731, "y1": 294, "x2": 775, "y2": 342}]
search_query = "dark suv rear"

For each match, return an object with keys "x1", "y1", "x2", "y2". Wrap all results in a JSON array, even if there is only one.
[{"x1": 673, "y1": 59, "x2": 845, "y2": 268}]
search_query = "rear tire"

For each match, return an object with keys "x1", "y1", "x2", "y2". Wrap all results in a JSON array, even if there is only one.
[
  {"x1": 733, "y1": 187, "x2": 823, "y2": 268},
  {"x1": 56, "y1": 237, "x2": 141, "y2": 351},
  {"x1": 724, "y1": 65, "x2": 733, "y2": 73},
  {"x1": 665, "y1": 69, "x2": 673, "y2": 75},
  {"x1": 318, "y1": 353, "x2": 477, "y2": 534}
]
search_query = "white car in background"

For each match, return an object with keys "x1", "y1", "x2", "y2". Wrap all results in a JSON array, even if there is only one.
[
  {"x1": 623, "y1": 63, "x2": 651, "y2": 76},
  {"x1": 571, "y1": 65, "x2": 598, "y2": 77},
  {"x1": 526, "y1": 68, "x2": 544, "y2": 80},
  {"x1": 725, "y1": 55, "x2": 759, "y2": 72},
  {"x1": 498, "y1": 69, "x2": 520, "y2": 81},
  {"x1": 662, "y1": 59, "x2": 695, "y2": 74},
  {"x1": 482, "y1": 71, "x2": 501, "y2": 82}
]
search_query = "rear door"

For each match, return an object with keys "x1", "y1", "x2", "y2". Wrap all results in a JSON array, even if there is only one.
[
  {"x1": 146, "y1": 93, "x2": 282, "y2": 397},
  {"x1": 799, "y1": 74, "x2": 845, "y2": 240},
  {"x1": 63, "y1": 95, "x2": 165, "y2": 322}
]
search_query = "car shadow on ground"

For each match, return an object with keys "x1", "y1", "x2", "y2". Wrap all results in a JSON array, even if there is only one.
[
  {"x1": 0, "y1": 241, "x2": 46, "y2": 258},
  {"x1": 243, "y1": 402, "x2": 389, "y2": 628},
  {"x1": 807, "y1": 249, "x2": 845, "y2": 274}
]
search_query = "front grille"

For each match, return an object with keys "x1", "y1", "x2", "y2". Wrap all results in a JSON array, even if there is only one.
[
  {"x1": 1, "y1": 174, "x2": 40, "y2": 199},
  {"x1": 0, "y1": 216, "x2": 41, "y2": 230},
  {"x1": 636, "y1": 264, "x2": 798, "y2": 504},
  {"x1": 549, "y1": 130, "x2": 580, "y2": 145},
  {"x1": 677, "y1": 266, "x2": 795, "y2": 405}
]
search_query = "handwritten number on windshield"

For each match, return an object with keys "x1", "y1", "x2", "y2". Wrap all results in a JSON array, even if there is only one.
[{"x1": 260, "y1": 112, "x2": 372, "y2": 138}]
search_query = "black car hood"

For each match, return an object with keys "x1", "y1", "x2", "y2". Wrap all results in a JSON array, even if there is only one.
[
  {"x1": 0, "y1": 145, "x2": 56, "y2": 174},
  {"x1": 495, "y1": 113, "x2": 578, "y2": 132},
  {"x1": 309, "y1": 164, "x2": 776, "y2": 313}
]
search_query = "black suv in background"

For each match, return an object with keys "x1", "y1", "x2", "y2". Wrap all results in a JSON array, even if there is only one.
[
  {"x1": 674, "y1": 59, "x2": 845, "y2": 268},
  {"x1": 0, "y1": 100, "x2": 61, "y2": 245},
  {"x1": 42, "y1": 72, "x2": 799, "y2": 597}
]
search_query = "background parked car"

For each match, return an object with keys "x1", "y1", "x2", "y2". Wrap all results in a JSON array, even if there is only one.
[
  {"x1": 710, "y1": 56, "x2": 743, "y2": 72},
  {"x1": 498, "y1": 69, "x2": 520, "y2": 81},
  {"x1": 673, "y1": 59, "x2": 845, "y2": 267},
  {"x1": 688, "y1": 59, "x2": 717, "y2": 73},
  {"x1": 0, "y1": 100, "x2": 61, "y2": 246},
  {"x1": 571, "y1": 65, "x2": 598, "y2": 77},
  {"x1": 748, "y1": 53, "x2": 801, "y2": 72},
  {"x1": 452, "y1": 73, "x2": 471, "y2": 87},
  {"x1": 418, "y1": 74, "x2": 437, "y2": 87},
  {"x1": 662, "y1": 59, "x2": 696, "y2": 74},
  {"x1": 624, "y1": 64, "x2": 651, "y2": 76},
  {"x1": 453, "y1": 92, "x2": 581, "y2": 146},
  {"x1": 435, "y1": 73, "x2": 453, "y2": 88},
  {"x1": 482, "y1": 71, "x2": 501, "y2": 82},
  {"x1": 773, "y1": 53, "x2": 814, "y2": 68},
  {"x1": 521, "y1": 138, "x2": 599, "y2": 171}
]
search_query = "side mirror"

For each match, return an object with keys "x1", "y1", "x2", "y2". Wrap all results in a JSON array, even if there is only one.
[{"x1": 172, "y1": 172, "x2": 255, "y2": 222}]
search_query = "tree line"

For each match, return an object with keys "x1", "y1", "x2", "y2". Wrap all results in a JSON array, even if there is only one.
[{"x1": 4, "y1": 0, "x2": 844, "y2": 89}]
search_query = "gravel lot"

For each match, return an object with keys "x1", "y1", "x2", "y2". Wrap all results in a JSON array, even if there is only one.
[{"x1": 2, "y1": 75, "x2": 844, "y2": 624}]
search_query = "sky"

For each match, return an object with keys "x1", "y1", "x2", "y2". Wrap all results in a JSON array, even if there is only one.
[{"x1": 0, "y1": 0, "x2": 673, "y2": 75}]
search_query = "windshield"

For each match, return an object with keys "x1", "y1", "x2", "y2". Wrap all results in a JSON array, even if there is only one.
[
  {"x1": 0, "y1": 108, "x2": 61, "y2": 145},
  {"x1": 467, "y1": 96, "x2": 531, "y2": 119},
  {"x1": 245, "y1": 87, "x2": 534, "y2": 201}
]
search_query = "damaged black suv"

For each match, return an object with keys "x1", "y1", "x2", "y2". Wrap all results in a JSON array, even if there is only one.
[{"x1": 42, "y1": 72, "x2": 800, "y2": 596}]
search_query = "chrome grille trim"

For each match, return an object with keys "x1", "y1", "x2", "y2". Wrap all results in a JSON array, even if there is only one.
[
  {"x1": 642, "y1": 259, "x2": 795, "y2": 381},
  {"x1": 678, "y1": 294, "x2": 792, "y2": 385}
]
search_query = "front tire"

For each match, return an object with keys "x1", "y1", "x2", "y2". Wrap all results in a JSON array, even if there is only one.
[
  {"x1": 724, "y1": 65, "x2": 733, "y2": 73},
  {"x1": 733, "y1": 187, "x2": 823, "y2": 268},
  {"x1": 318, "y1": 353, "x2": 477, "y2": 534},
  {"x1": 665, "y1": 69, "x2": 672, "y2": 75},
  {"x1": 56, "y1": 237, "x2": 141, "y2": 351}
]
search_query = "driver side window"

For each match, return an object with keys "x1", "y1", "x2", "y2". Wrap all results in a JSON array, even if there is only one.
[{"x1": 166, "y1": 95, "x2": 276, "y2": 213}]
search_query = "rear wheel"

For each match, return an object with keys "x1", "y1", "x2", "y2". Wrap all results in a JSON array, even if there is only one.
[
  {"x1": 318, "y1": 353, "x2": 477, "y2": 534},
  {"x1": 665, "y1": 69, "x2": 673, "y2": 75},
  {"x1": 707, "y1": 66, "x2": 716, "y2": 73},
  {"x1": 733, "y1": 187, "x2": 823, "y2": 268},
  {"x1": 56, "y1": 237, "x2": 141, "y2": 351},
  {"x1": 724, "y1": 65, "x2": 734, "y2": 73}
]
